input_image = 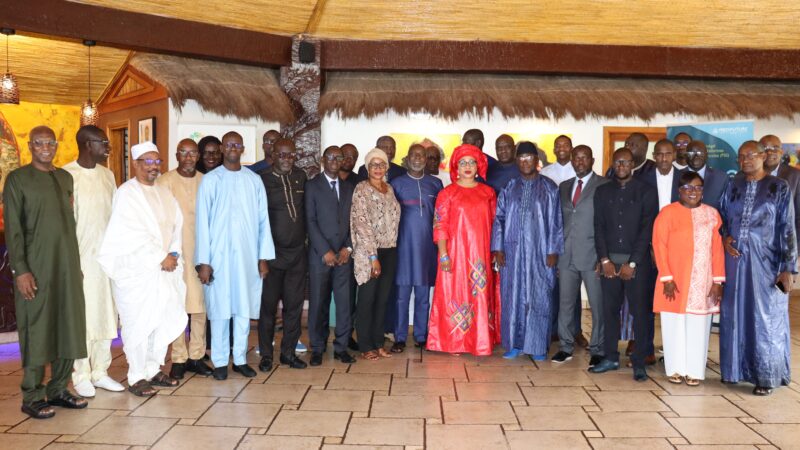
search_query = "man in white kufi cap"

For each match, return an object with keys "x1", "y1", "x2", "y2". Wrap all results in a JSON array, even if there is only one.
[{"x1": 98, "y1": 141, "x2": 187, "y2": 396}]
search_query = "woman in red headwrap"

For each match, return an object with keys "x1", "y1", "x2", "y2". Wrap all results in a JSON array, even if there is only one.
[{"x1": 427, "y1": 144, "x2": 500, "y2": 356}]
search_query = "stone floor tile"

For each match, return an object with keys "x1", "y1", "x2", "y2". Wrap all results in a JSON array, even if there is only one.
[
  {"x1": 505, "y1": 430, "x2": 590, "y2": 449},
  {"x1": 370, "y1": 395, "x2": 441, "y2": 419},
  {"x1": 44, "y1": 443, "x2": 131, "y2": 449},
  {"x1": 0, "y1": 396, "x2": 30, "y2": 425},
  {"x1": 668, "y1": 418, "x2": 767, "y2": 445},
  {"x1": 733, "y1": 396, "x2": 800, "y2": 423},
  {"x1": 442, "y1": 400, "x2": 516, "y2": 424},
  {"x1": 196, "y1": 402, "x2": 280, "y2": 427},
  {"x1": 237, "y1": 435, "x2": 323, "y2": 450},
  {"x1": 588, "y1": 390, "x2": 669, "y2": 412},
  {"x1": 301, "y1": 389, "x2": 372, "y2": 412},
  {"x1": 321, "y1": 446, "x2": 403, "y2": 450},
  {"x1": 129, "y1": 395, "x2": 216, "y2": 419},
  {"x1": 266, "y1": 367, "x2": 332, "y2": 386},
  {"x1": 344, "y1": 417, "x2": 424, "y2": 446},
  {"x1": 150, "y1": 424, "x2": 246, "y2": 450},
  {"x1": 466, "y1": 366, "x2": 533, "y2": 383},
  {"x1": 267, "y1": 410, "x2": 350, "y2": 437},
  {"x1": 234, "y1": 383, "x2": 309, "y2": 404},
  {"x1": 589, "y1": 412, "x2": 680, "y2": 437},
  {"x1": 0, "y1": 433, "x2": 58, "y2": 450},
  {"x1": 173, "y1": 376, "x2": 248, "y2": 398},
  {"x1": 521, "y1": 387, "x2": 594, "y2": 406},
  {"x1": 407, "y1": 362, "x2": 467, "y2": 380},
  {"x1": 661, "y1": 394, "x2": 747, "y2": 417},
  {"x1": 9, "y1": 408, "x2": 112, "y2": 435},
  {"x1": 347, "y1": 358, "x2": 407, "y2": 375},
  {"x1": 456, "y1": 382, "x2": 524, "y2": 402},
  {"x1": 391, "y1": 377, "x2": 454, "y2": 396},
  {"x1": 0, "y1": 375, "x2": 23, "y2": 396},
  {"x1": 587, "y1": 437, "x2": 675, "y2": 449},
  {"x1": 84, "y1": 388, "x2": 149, "y2": 411},
  {"x1": 76, "y1": 415, "x2": 176, "y2": 446},
  {"x1": 327, "y1": 373, "x2": 391, "y2": 391},
  {"x1": 515, "y1": 406, "x2": 595, "y2": 431},
  {"x1": 587, "y1": 371, "x2": 661, "y2": 391},
  {"x1": 529, "y1": 370, "x2": 595, "y2": 387},
  {"x1": 749, "y1": 424, "x2": 800, "y2": 449},
  {"x1": 426, "y1": 424, "x2": 508, "y2": 450}
]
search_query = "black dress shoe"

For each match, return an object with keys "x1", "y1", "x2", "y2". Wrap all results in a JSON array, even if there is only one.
[
  {"x1": 186, "y1": 358, "x2": 213, "y2": 376},
  {"x1": 258, "y1": 356, "x2": 273, "y2": 372},
  {"x1": 588, "y1": 355, "x2": 603, "y2": 368},
  {"x1": 169, "y1": 363, "x2": 186, "y2": 380},
  {"x1": 633, "y1": 367, "x2": 648, "y2": 382},
  {"x1": 213, "y1": 367, "x2": 228, "y2": 381},
  {"x1": 334, "y1": 351, "x2": 356, "y2": 364},
  {"x1": 232, "y1": 364, "x2": 257, "y2": 378},
  {"x1": 348, "y1": 337, "x2": 359, "y2": 352},
  {"x1": 309, "y1": 352, "x2": 323, "y2": 366},
  {"x1": 280, "y1": 354, "x2": 308, "y2": 369}
]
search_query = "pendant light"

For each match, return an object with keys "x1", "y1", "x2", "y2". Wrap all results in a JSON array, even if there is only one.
[
  {"x1": 0, "y1": 28, "x2": 19, "y2": 105},
  {"x1": 80, "y1": 40, "x2": 98, "y2": 126}
]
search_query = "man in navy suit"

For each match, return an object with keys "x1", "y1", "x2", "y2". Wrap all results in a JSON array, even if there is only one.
[
  {"x1": 605, "y1": 132, "x2": 656, "y2": 179},
  {"x1": 305, "y1": 146, "x2": 357, "y2": 366},
  {"x1": 640, "y1": 139, "x2": 681, "y2": 210},
  {"x1": 680, "y1": 141, "x2": 728, "y2": 209},
  {"x1": 761, "y1": 134, "x2": 800, "y2": 250}
]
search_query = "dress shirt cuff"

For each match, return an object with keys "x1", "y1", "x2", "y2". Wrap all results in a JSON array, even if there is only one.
[
  {"x1": 659, "y1": 275, "x2": 673, "y2": 282},
  {"x1": 712, "y1": 276, "x2": 726, "y2": 283}
]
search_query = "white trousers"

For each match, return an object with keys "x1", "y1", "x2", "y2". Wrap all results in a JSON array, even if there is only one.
[
  {"x1": 660, "y1": 312, "x2": 712, "y2": 380},
  {"x1": 125, "y1": 332, "x2": 169, "y2": 384},
  {"x1": 72, "y1": 339, "x2": 113, "y2": 385}
]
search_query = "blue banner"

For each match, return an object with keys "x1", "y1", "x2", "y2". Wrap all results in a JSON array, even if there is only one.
[{"x1": 667, "y1": 121, "x2": 753, "y2": 176}]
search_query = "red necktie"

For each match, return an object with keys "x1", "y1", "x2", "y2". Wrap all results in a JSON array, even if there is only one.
[{"x1": 572, "y1": 179, "x2": 583, "y2": 207}]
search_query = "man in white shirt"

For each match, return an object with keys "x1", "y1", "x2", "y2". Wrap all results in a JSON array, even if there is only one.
[
  {"x1": 646, "y1": 140, "x2": 681, "y2": 210},
  {"x1": 540, "y1": 135, "x2": 576, "y2": 186}
]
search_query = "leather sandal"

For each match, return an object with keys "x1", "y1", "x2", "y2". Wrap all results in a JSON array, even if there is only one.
[
  {"x1": 47, "y1": 391, "x2": 88, "y2": 409},
  {"x1": 390, "y1": 342, "x2": 406, "y2": 353},
  {"x1": 753, "y1": 386, "x2": 773, "y2": 396},
  {"x1": 685, "y1": 376, "x2": 700, "y2": 386},
  {"x1": 668, "y1": 374, "x2": 683, "y2": 384},
  {"x1": 362, "y1": 350, "x2": 379, "y2": 361},
  {"x1": 21, "y1": 400, "x2": 56, "y2": 419},
  {"x1": 128, "y1": 379, "x2": 157, "y2": 397},
  {"x1": 377, "y1": 348, "x2": 393, "y2": 358},
  {"x1": 150, "y1": 371, "x2": 179, "y2": 387}
]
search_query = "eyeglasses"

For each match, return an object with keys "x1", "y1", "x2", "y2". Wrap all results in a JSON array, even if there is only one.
[
  {"x1": 763, "y1": 145, "x2": 782, "y2": 153},
  {"x1": 613, "y1": 159, "x2": 633, "y2": 166},
  {"x1": 679, "y1": 184, "x2": 704, "y2": 192},
  {"x1": 368, "y1": 162, "x2": 388, "y2": 170},
  {"x1": 31, "y1": 139, "x2": 58, "y2": 148},
  {"x1": 177, "y1": 150, "x2": 199, "y2": 157},
  {"x1": 275, "y1": 152, "x2": 295, "y2": 160},
  {"x1": 137, "y1": 158, "x2": 163, "y2": 166},
  {"x1": 224, "y1": 143, "x2": 244, "y2": 150},
  {"x1": 324, "y1": 155, "x2": 344, "y2": 162},
  {"x1": 458, "y1": 159, "x2": 478, "y2": 167},
  {"x1": 87, "y1": 139, "x2": 110, "y2": 147},
  {"x1": 685, "y1": 150, "x2": 705, "y2": 156},
  {"x1": 738, "y1": 152, "x2": 764, "y2": 161},
  {"x1": 517, "y1": 155, "x2": 536, "y2": 162},
  {"x1": 674, "y1": 141, "x2": 690, "y2": 148}
]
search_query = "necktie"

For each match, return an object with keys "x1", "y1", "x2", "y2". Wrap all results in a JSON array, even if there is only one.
[
  {"x1": 572, "y1": 179, "x2": 583, "y2": 207},
  {"x1": 330, "y1": 180, "x2": 338, "y2": 200}
]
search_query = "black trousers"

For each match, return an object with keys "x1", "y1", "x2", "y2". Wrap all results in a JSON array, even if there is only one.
[
  {"x1": 308, "y1": 261, "x2": 353, "y2": 353},
  {"x1": 258, "y1": 260, "x2": 306, "y2": 359},
  {"x1": 357, "y1": 248, "x2": 398, "y2": 353},
  {"x1": 601, "y1": 262, "x2": 654, "y2": 368}
]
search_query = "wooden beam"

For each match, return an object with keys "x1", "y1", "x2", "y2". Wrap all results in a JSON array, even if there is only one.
[
  {"x1": 321, "y1": 40, "x2": 800, "y2": 80},
  {"x1": 1, "y1": 0, "x2": 291, "y2": 67}
]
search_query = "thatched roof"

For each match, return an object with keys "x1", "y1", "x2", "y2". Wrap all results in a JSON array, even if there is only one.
[
  {"x1": 130, "y1": 53, "x2": 293, "y2": 123},
  {"x1": 319, "y1": 72, "x2": 800, "y2": 121}
]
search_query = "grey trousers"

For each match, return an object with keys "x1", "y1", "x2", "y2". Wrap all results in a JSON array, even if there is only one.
[{"x1": 558, "y1": 264, "x2": 604, "y2": 356}]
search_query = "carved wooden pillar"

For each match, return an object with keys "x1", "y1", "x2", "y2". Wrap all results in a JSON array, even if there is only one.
[{"x1": 280, "y1": 36, "x2": 321, "y2": 178}]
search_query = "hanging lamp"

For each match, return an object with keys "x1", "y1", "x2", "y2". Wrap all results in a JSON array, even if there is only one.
[
  {"x1": 0, "y1": 28, "x2": 19, "y2": 105},
  {"x1": 80, "y1": 40, "x2": 98, "y2": 126}
]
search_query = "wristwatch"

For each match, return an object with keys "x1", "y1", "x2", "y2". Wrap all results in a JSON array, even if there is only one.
[
  {"x1": 345, "y1": 247, "x2": 353, "y2": 253},
  {"x1": 628, "y1": 262, "x2": 637, "y2": 269},
  {"x1": 600, "y1": 258, "x2": 611, "y2": 265}
]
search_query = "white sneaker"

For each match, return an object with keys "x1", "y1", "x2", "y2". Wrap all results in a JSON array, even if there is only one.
[
  {"x1": 74, "y1": 379, "x2": 96, "y2": 398},
  {"x1": 295, "y1": 342, "x2": 308, "y2": 353},
  {"x1": 93, "y1": 376, "x2": 125, "y2": 392}
]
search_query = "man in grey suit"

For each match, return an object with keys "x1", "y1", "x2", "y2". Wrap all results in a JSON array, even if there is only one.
[
  {"x1": 551, "y1": 145, "x2": 610, "y2": 367},
  {"x1": 761, "y1": 134, "x2": 800, "y2": 250},
  {"x1": 680, "y1": 141, "x2": 728, "y2": 209}
]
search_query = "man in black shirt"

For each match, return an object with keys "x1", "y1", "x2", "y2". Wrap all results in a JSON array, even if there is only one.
[
  {"x1": 258, "y1": 138, "x2": 308, "y2": 371},
  {"x1": 590, "y1": 148, "x2": 659, "y2": 381}
]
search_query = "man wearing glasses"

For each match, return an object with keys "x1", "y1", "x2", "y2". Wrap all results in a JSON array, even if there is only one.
[
  {"x1": 63, "y1": 126, "x2": 125, "y2": 398},
  {"x1": 257, "y1": 138, "x2": 310, "y2": 371},
  {"x1": 157, "y1": 139, "x2": 213, "y2": 380},
  {"x1": 759, "y1": 134, "x2": 800, "y2": 250},
  {"x1": 98, "y1": 141, "x2": 187, "y2": 397},
  {"x1": 196, "y1": 132, "x2": 274, "y2": 380},
  {"x1": 247, "y1": 129, "x2": 280, "y2": 173},
  {"x1": 589, "y1": 148, "x2": 658, "y2": 382},
  {"x1": 672, "y1": 132, "x2": 692, "y2": 170},
  {"x1": 5, "y1": 126, "x2": 88, "y2": 418}
]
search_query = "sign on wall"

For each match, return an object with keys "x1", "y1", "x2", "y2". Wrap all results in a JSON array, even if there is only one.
[{"x1": 667, "y1": 120, "x2": 754, "y2": 175}]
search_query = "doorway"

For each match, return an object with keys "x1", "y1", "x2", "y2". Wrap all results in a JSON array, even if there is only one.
[
  {"x1": 107, "y1": 121, "x2": 130, "y2": 185},
  {"x1": 602, "y1": 126, "x2": 667, "y2": 173}
]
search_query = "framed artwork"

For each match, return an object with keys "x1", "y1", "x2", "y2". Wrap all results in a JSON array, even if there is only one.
[{"x1": 138, "y1": 117, "x2": 155, "y2": 144}]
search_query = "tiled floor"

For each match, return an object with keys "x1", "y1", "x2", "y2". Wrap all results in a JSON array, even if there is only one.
[{"x1": 1, "y1": 301, "x2": 800, "y2": 449}]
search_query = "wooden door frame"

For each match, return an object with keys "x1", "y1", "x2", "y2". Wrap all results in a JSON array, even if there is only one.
[
  {"x1": 105, "y1": 120, "x2": 130, "y2": 186},
  {"x1": 602, "y1": 126, "x2": 667, "y2": 173}
]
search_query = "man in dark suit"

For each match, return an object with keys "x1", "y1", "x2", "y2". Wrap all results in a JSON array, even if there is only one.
[
  {"x1": 640, "y1": 139, "x2": 681, "y2": 209},
  {"x1": 357, "y1": 136, "x2": 406, "y2": 182},
  {"x1": 305, "y1": 146, "x2": 357, "y2": 366},
  {"x1": 339, "y1": 143, "x2": 360, "y2": 189},
  {"x1": 551, "y1": 145, "x2": 610, "y2": 367},
  {"x1": 761, "y1": 134, "x2": 800, "y2": 250},
  {"x1": 680, "y1": 140, "x2": 728, "y2": 209},
  {"x1": 605, "y1": 132, "x2": 656, "y2": 179},
  {"x1": 589, "y1": 148, "x2": 659, "y2": 382}
]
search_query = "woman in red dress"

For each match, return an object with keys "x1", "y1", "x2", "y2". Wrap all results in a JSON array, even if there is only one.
[{"x1": 427, "y1": 144, "x2": 499, "y2": 356}]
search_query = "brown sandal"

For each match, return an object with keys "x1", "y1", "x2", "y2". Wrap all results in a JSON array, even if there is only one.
[
  {"x1": 128, "y1": 379, "x2": 157, "y2": 397},
  {"x1": 668, "y1": 374, "x2": 684, "y2": 384},
  {"x1": 377, "y1": 348, "x2": 393, "y2": 358},
  {"x1": 150, "y1": 371, "x2": 179, "y2": 387},
  {"x1": 390, "y1": 342, "x2": 406, "y2": 353},
  {"x1": 362, "y1": 351, "x2": 379, "y2": 361},
  {"x1": 685, "y1": 376, "x2": 701, "y2": 386}
]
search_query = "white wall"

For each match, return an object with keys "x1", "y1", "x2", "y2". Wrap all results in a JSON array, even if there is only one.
[
  {"x1": 167, "y1": 99, "x2": 280, "y2": 170},
  {"x1": 322, "y1": 109, "x2": 800, "y2": 173}
]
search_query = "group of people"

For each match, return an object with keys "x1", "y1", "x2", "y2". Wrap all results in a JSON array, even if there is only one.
[{"x1": 4, "y1": 123, "x2": 796, "y2": 420}]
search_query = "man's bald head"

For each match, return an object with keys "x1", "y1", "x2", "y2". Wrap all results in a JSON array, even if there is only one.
[
  {"x1": 376, "y1": 136, "x2": 396, "y2": 161},
  {"x1": 624, "y1": 132, "x2": 649, "y2": 165},
  {"x1": 462, "y1": 129, "x2": 484, "y2": 150}
]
